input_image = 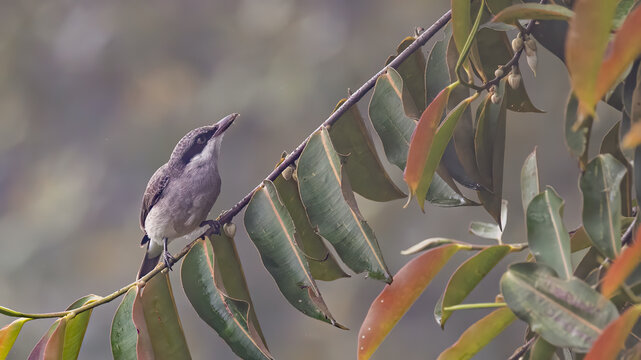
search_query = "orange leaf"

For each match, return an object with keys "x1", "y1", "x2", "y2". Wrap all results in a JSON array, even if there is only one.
[
  {"x1": 622, "y1": 121, "x2": 641, "y2": 149},
  {"x1": 584, "y1": 304, "x2": 641, "y2": 360},
  {"x1": 404, "y1": 87, "x2": 451, "y2": 198},
  {"x1": 565, "y1": 0, "x2": 619, "y2": 115},
  {"x1": 601, "y1": 230, "x2": 641, "y2": 298},
  {"x1": 0, "y1": 318, "x2": 29, "y2": 359},
  {"x1": 596, "y1": 5, "x2": 641, "y2": 102},
  {"x1": 357, "y1": 244, "x2": 462, "y2": 360}
]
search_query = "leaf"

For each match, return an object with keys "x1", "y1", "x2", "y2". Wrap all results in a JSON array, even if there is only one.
[
  {"x1": 400, "y1": 238, "x2": 470, "y2": 255},
  {"x1": 404, "y1": 87, "x2": 452, "y2": 209},
  {"x1": 485, "y1": 0, "x2": 514, "y2": 15},
  {"x1": 492, "y1": 4, "x2": 574, "y2": 23},
  {"x1": 437, "y1": 307, "x2": 516, "y2": 360},
  {"x1": 244, "y1": 180, "x2": 340, "y2": 325},
  {"x1": 407, "y1": 92, "x2": 475, "y2": 210},
  {"x1": 468, "y1": 222, "x2": 501, "y2": 241},
  {"x1": 328, "y1": 98, "x2": 405, "y2": 202},
  {"x1": 426, "y1": 174, "x2": 478, "y2": 207},
  {"x1": 584, "y1": 304, "x2": 641, "y2": 360},
  {"x1": 527, "y1": 337, "x2": 557, "y2": 360},
  {"x1": 111, "y1": 288, "x2": 137, "y2": 360},
  {"x1": 298, "y1": 127, "x2": 392, "y2": 282},
  {"x1": 476, "y1": 79, "x2": 507, "y2": 225},
  {"x1": 357, "y1": 244, "x2": 463, "y2": 360},
  {"x1": 29, "y1": 318, "x2": 67, "y2": 360},
  {"x1": 527, "y1": 186, "x2": 573, "y2": 279},
  {"x1": 426, "y1": 28, "x2": 452, "y2": 107},
  {"x1": 451, "y1": 0, "x2": 473, "y2": 76},
  {"x1": 613, "y1": 0, "x2": 637, "y2": 29},
  {"x1": 580, "y1": 154, "x2": 626, "y2": 259},
  {"x1": 273, "y1": 174, "x2": 348, "y2": 281},
  {"x1": 138, "y1": 272, "x2": 191, "y2": 359},
  {"x1": 564, "y1": 93, "x2": 593, "y2": 168},
  {"x1": 394, "y1": 36, "x2": 427, "y2": 114},
  {"x1": 622, "y1": 69, "x2": 641, "y2": 148},
  {"x1": 500, "y1": 262, "x2": 619, "y2": 352},
  {"x1": 368, "y1": 67, "x2": 417, "y2": 169},
  {"x1": 565, "y1": 0, "x2": 619, "y2": 115},
  {"x1": 595, "y1": 5, "x2": 641, "y2": 104},
  {"x1": 600, "y1": 121, "x2": 633, "y2": 217},
  {"x1": 62, "y1": 295, "x2": 101, "y2": 360},
  {"x1": 521, "y1": 148, "x2": 540, "y2": 213},
  {"x1": 438, "y1": 245, "x2": 511, "y2": 327},
  {"x1": 181, "y1": 238, "x2": 273, "y2": 360},
  {"x1": 0, "y1": 318, "x2": 30, "y2": 360},
  {"x1": 601, "y1": 231, "x2": 641, "y2": 298}
]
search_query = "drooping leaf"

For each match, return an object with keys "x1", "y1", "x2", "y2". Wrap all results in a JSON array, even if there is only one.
[
  {"x1": 328, "y1": 99, "x2": 405, "y2": 202},
  {"x1": 28, "y1": 318, "x2": 67, "y2": 360},
  {"x1": 404, "y1": 87, "x2": 453, "y2": 209},
  {"x1": 401, "y1": 238, "x2": 470, "y2": 255},
  {"x1": 527, "y1": 186, "x2": 573, "y2": 279},
  {"x1": 501, "y1": 262, "x2": 619, "y2": 352},
  {"x1": 493, "y1": 4, "x2": 574, "y2": 23},
  {"x1": 601, "y1": 231, "x2": 641, "y2": 298},
  {"x1": 580, "y1": 154, "x2": 626, "y2": 260},
  {"x1": 394, "y1": 37, "x2": 427, "y2": 114},
  {"x1": 476, "y1": 79, "x2": 507, "y2": 226},
  {"x1": 437, "y1": 307, "x2": 516, "y2": 360},
  {"x1": 426, "y1": 174, "x2": 478, "y2": 207},
  {"x1": 595, "y1": 5, "x2": 641, "y2": 103},
  {"x1": 521, "y1": 148, "x2": 540, "y2": 213},
  {"x1": 565, "y1": 0, "x2": 619, "y2": 115},
  {"x1": 273, "y1": 174, "x2": 348, "y2": 281},
  {"x1": 111, "y1": 288, "x2": 138, "y2": 360},
  {"x1": 438, "y1": 245, "x2": 511, "y2": 327},
  {"x1": 298, "y1": 128, "x2": 391, "y2": 282},
  {"x1": 181, "y1": 238, "x2": 273, "y2": 360},
  {"x1": 584, "y1": 305, "x2": 641, "y2": 360},
  {"x1": 357, "y1": 244, "x2": 464, "y2": 360},
  {"x1": 468, "y1": 221, "x2": 501, "y2": 241},
  {"x1": 138, "y1": 272, "x2": 191, "y2": 359},
  {"x1": 564, "y1": 93, "x2": 593, "y2": 169},
  {"x1": 600, "y1": 122, "x2": 633, "y2": 217},
  {"x1": 245, "y1": 180, "x2": 340, "y2": 325},
  {"x1": 451, "y1": 0, "x2": 473, "y2": 76},
  {"x1": 426, "y1": 28, "x2": 452, "y2": 107},
  {"x1": 0, "y1": 318, "x2": 30, "y2": 360},
  {"x1": 61, "y1": 295, "x2": 101, "y2": 360}
]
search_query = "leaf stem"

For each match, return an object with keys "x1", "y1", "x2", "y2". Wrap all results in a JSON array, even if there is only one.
[
  {"x1": 442, "y1": 302, "x2": 507, "y2": 312},
  {"x1": 455, "y1": 0, "x2": 486, "y2": 90}
]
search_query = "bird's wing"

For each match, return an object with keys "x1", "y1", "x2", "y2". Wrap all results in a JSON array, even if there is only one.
[{"x1": 140, "y1": 164, "x2": 170, "y2": 230}]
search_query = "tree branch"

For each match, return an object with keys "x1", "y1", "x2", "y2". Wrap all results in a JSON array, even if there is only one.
[{"x1": 0, "y1": 9, "x2": 453, "y2": 320}]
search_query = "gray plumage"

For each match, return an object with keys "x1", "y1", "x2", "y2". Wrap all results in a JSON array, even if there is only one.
[{"x1": 137, "y1": 113, "x2": 237, "y2": 278}]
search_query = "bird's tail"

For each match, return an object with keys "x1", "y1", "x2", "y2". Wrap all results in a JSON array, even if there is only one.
[{"x1": 137, "y1": 239, "x2": 161, "y2": 279}]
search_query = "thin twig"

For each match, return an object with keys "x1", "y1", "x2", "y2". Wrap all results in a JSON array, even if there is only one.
[
  {"x1": 507, "y1": 336, "x2": 536, "y2": 360},
  {"x1": 0, "y1": 10, "x2": 453, "y2": 320}
]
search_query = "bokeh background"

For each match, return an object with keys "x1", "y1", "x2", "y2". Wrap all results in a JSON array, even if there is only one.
[{"x1": 0, "y1": 0, "x2": 624, "y2": 359}]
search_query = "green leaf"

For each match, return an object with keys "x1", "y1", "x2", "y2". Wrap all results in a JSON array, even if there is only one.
[
  {"x1": 273, "y1": 174, "x2": 348, "y2": 281},
  {"x1": 476, "y1": 79, "x2": 507, "y2": 226},
  {"x1": 181, "y1": 238, "x2": 273, "y2": 360},
  {"x1": 486, "y1": 0, "x2": 514, "y2": 15},
  {"x1": 137, "y1": 272, "x2": 191, "y2": 359},
  {"x1": 357, "y1": 244, "x2": 463, "y2": 360},
  {"x1": 426, "y1": 174, "x2": 478, "y2": 207},
  {"x1": 468, "y1": 221, "x2": 501, "y2": 241},
  {"x1": 492, "y1": 4, "x2": 574, "y2": 23},
  {"x1": 527, "y1": 186, "x2": 573, "y2": 279},
  {"x1": 29, "y1": 318, "x2": 67, "y2": 360},
  {"x1": 501, "y1": 262, "x2": 619, "y2": 352},
  {"x1": 521, "y1": 148, "x2": 540, "y2": 214},
  {"x1": 527, "y1": 337, "x2": 557, "y2": 360},
  {"x1": 451, "y1": 0, "x2": 474, "y2": 76},
  {"x1": 394, "y1": 36, "x2": 427, "y2": 114},
  {"x1": 438, "y1": 245, "x2": 511, "y2": 327},
  {"x1": 580, "y1": 155, "x2": 626, "y2": 260},
  {"x1": 328, "y1": 99, "x2": 405, "y2": 202},
  {"x1": 530, "y1": 18, "x2": 568, "y2": 62},
  {"x1": 62, "y1": 295, "x2": 101, "y2": 360},
  {"x1": 437, "y1": 307, "x2": 516, "y2": 360},
  {"x1": 245, "y1": 180, "x2": 340, "y2": 325},
  {"x1": 0, "y1": 318, "x2": 30, "y2": 360},
  {"x1": 111, "y1": 288, "x2": 138, "y2": 360},
  {"x1": 298, "y1": 128, "x2": 392, "y2": 282},
  {"x1": 600, "y1": 121, "x2": 633, "y2": 217},
  {"x1": 613, "y1": 0, "x2": 636, "y2": 29},
  {"x1": 426, "y1": 29, "x2": 452, "y2": 107},
  {"x1": 564, "y1": 93, "x2": 593, "y2": 168}
]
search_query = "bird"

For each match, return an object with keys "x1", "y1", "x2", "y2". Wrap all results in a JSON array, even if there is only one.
[{"x1": 137, "y1": 113, "x2": 237, "y2": 279}]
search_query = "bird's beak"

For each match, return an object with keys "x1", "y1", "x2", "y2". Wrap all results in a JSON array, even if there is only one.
[{"x1": 214, "y1": 113, "x2": 238, "y2": 136}]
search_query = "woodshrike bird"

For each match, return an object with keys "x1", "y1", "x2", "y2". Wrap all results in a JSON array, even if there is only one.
[{"x1": 137, "y1": 113, "x2": 237, "y2": 279}]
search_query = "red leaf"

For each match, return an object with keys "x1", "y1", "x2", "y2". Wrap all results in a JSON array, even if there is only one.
[
  {"x1": 584, "y1": 305, "x2": 641, "y2": 360},
  {"x1": 357, "y1": 244, "x2": 462, "y2": 360},
  {"x1": 601, "y1": 231, "x2": 641, "y2": 298},
  {"x1": 28, "y1": 318, "x2": 67, "y2": 360},
  {"x1": 596, "y1": 5, "x2": 641, "y2": 103}
]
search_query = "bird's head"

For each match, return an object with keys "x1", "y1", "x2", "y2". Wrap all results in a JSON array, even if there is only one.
[{"x1": 169, "y1": 113, "x2": 238, "y2": 168}]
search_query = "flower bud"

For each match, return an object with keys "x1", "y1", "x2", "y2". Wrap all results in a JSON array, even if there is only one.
[
  {"x1": 223, "y1": 223, "x2": 237, "y2": 238},
  {"x1": 511, "y1": 37, "x2": 523, "y2": 52},
  {"x1": 494, "y1": 67, "x2": 504, "y2": 78},
  {"x1": 508, "y1": 72, "x2": 521, "y2": 89},
  {"x1": 491, "y1": 93, "x2": 501, "y2": 104},
  {"x1": 292, "y1": 170, "x2": 298, "y2": 182},
  {"x1": 524, "y1": 38, "x2": 537, "y2": 56},
  {"x1": 282, "y1": 165, "x2": 294, "y2": 180}
]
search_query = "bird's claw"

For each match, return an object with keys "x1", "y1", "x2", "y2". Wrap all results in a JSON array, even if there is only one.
[{"x1": 162, "y1": 250, "x2": 176, "y2": 271}]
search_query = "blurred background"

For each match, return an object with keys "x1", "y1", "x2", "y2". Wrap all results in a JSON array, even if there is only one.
[{"x1": 0, "y1": 0, "x2": 624, "y2": 359}]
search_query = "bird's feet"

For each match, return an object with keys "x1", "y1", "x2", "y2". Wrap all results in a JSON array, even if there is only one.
[
  {"x1": 162, "y1": 250, "x2": 176, "y2": 271},
  {"x1": 200, "y1": 219, "x2": 222, "y2": 235}
]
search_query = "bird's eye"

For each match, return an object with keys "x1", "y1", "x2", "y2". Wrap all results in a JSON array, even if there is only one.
[{"x1": 196, "y1": 136, "x2": 206, "y2": 144}]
